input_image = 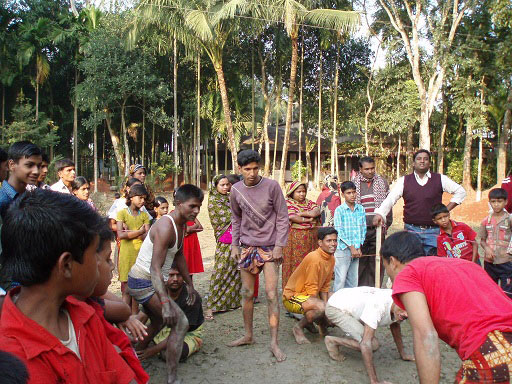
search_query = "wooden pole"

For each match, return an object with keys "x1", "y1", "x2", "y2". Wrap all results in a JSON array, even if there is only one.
[{"x1": 375, "y1": 225, "x2": 382, "y2": 288}]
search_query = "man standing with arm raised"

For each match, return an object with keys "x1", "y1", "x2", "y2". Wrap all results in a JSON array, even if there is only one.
[
  {"x1": 228, "y1": 149, "x2": 289, "y2": 362},
  {"x1": 127, "y1": 184, "x2": 202, "y2": 384}
]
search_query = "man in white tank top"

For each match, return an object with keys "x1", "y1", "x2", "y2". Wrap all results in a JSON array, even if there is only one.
[{"x1": 127, "y1": 184, "x2": 203, "y2": 384}]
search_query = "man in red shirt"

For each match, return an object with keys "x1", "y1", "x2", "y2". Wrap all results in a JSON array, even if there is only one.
[
  {"x1": 381, "y1": 231, "x2": 512, "y2": 383},
  {"x1": 431, "y1": 203, "x2": 479, "y2": 263},
  {"x1": 0, "y1": 190, "x2": 136, "y2": 384}
]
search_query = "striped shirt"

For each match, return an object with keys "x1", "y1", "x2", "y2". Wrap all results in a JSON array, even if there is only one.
[{"x1": 333, "y1": 202, "x2": 367, "y2": 250}]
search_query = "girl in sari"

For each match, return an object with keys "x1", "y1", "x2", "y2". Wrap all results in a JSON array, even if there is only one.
[
  {"x1": 282, "y1": 181, "x2": 321, "y2": 290},
  {"x1": 205, "y1": 175, "x2": 242, "y2": 320}
]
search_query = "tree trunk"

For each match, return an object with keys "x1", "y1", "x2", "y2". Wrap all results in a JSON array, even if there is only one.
[
  {"x1": 196, "y1": 54, "x2": 201, "y2": 186},
  {"x1": 93, "y1": 126, "x2": 98, "y2": 193},
  {"x1": 406, "y1": 123, "x2": 414, "y2": 170},
  {"x1": 298, "y1": 32, "x2": 304, "y2": 172},
  {"x1": 462, "y1": 117, "x2": 473, "y2": 192},
  {"x1": 214, "y1": 61, "x2": 237, "y2": 172},
  {"x1": 141, "y1": 97, "x2": 145, "y2": 166},
  {"x1": 279, "y1": 32, "x2": 299, "y2": 186},
  {"x1": 476, "y1": 135, "x2": 483, "y2": 201},
  {"x1": 437, "y1": 87, "x2": 448, "y2": 173},
  {"x1": 396, "y1": 134, "x2": 401, "y2": 182},
  {"x1": 1, "y1": 85, "x2": 4, "y2": 143},
  {"x1": 151, "y1": 122, "x2": 155, "y2": 165},
  {"x1": 251, "y1": 44, "x2": 255, "y2": 150},
  {"x1": 173, "y1": 34, "x2": 179, "y2": 190},
  {"x1": 331, "y1": 44, "x2": 339, "y2": 176},
  {"x1": 214, "y1": 136, "x2": 219, "y2": 175},
  {"x1": 35, "y1": 81, "x2": 39, "y2": 121},
  {"x1": 182, "y1": 139, "x2": 189, "y2": 184},
  {"x1": 121, "y1": 102, "x2": 130, "y2": 176},
  {"x1": 316, "y1": 48, "x2": 323, "y2": 188},
  {"x1": 224, "y1": 143, "x2": 228, "y2": 173},
  {"x1": 497, "y1": 87, "x2": 512, "y2": 181},
  {"x1": 272, "y1": 71, "x2": 282, "y2": 179},
  {"x1": 105, "y1": 111, "x2": 125, "y2": 176},
  {"x1": 73, "y1": 67, "x2": 78, "y2": 172}
]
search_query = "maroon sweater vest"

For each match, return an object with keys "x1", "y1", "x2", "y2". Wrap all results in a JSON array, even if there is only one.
[{"x1": 403, "y1": 172, "x2": 443, "y2": 226}]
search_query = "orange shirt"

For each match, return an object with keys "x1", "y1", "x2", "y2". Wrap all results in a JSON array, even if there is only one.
[{"x1": 283, "y1": 247, "x2": 335, "y2": 300}]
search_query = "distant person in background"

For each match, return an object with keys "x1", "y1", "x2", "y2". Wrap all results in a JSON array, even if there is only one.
[
  {"x1": 27, "y1": 152, "x2": 50, "y2": 191},
  {"x1": 316, "y1": 174, "x2": 341, "y2": 227},
  {"x1": 154, "y1": 196, "x2": 169, "y2": 221},
  {"x1": 129, "y1": 164, "x2": 155, "y2": 214},
  {"x1": 0, "y1": 147, "x2": 8, "y2": 184},
  {"x1": 501, "y1": 172, "x2": 512, "y2": 213},
  {"x1": 72, "y1": 176, "x2": 96, "y2": 210},
  {"x1": 50, "y1": 158, "x2": 76, "y2": 194}
]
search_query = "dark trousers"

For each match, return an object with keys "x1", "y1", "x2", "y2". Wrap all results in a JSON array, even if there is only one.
[
  {"x1": 358, "y1": 227, "x2": 385, "y2": 287},
  {"x1": 484, "y1": 261, "x2": 512, "y2": 299}
]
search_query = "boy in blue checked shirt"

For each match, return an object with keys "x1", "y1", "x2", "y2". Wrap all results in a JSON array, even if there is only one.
[{"x1": 333, "y1": 181, "x2": 367, "y2": 291}]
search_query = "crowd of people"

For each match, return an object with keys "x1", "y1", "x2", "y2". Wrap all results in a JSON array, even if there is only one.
[{"x1": 0, "y1": 141, "x2": 511, "y2": 384}]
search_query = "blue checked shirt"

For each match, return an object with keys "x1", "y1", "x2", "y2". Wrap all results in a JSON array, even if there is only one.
[
  {"x1": 333, "y1": 202, "x2": 367, "y2": 250},
  {"x1": 0, "y1": 181, "x2": 19, "y2": 219}
]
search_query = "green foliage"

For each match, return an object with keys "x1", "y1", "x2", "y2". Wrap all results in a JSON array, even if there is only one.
[
  {"x1": 445, "y1": 152, "x2": 497, "y2": 189},
  {"x1": 291, "y1": 159, "x2": 307, "y2": 181},
  {"x1": 45, "y1": 154, "x2": 64, "y2": 185},
  {"x1": 150, "y1": 152, "x2": 182, "y2": 184}
]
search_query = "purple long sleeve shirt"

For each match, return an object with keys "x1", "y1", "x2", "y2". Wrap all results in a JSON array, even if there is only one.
[{"x1": 229, "y1": 177, "x2": 289, "y2": 248}]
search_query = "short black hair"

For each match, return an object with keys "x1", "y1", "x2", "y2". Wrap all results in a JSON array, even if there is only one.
[
  {"x1": 358, "y1": 156, "x2": 375, "y2": 168},
  {"x1": 227, "y1": 174, "x2": 242, "y2": 184},
  {"x1": 237, "y1": 149, "x2": 261, "y2": 167},
  {"x1": 114, "y1": 192, "x2": 121, "y2": 199},
  {"x1": 0, "y1": 189, "x2": 103, "y2": 286},
  {"x1": 125, "y1": 184, "x2": 148, "y2": 206},
  {"x1": 41, "y1": 153, "x2": 49, "y2": 164},
  {"x1": 340, "y1": 181, "x2": 356, "y2": 193},
  {"x1": 413, "y1": 149, "x2": 431, "y2": 161},
  {"x1": 98, "y1": 218, "x2": 113, "y2": 252},
  {"x1": 55, "y1": 158, "x2": 75, "y2": 172},
  {"x1": 317, "y1": 227, "x2": 338, "y2": 240},
  {"x1": 154, "y1": 196, "x2": 168, "y2": 207},
  {"x1": 0, "y1": 351, "x2": 29, "y2": 384},
  {"x1": 489, "y1": 188, "x2": 508, "y2": 200},
  {"x1": 174, "y1": 184, "x2": 204, "y2": 204},
  {"x1": 0, "y1": 147, "x2": 7, "y2": 163},
  {"x1": 71, "y1": 176, "x2": 89, "y2": 191},
  {"x1": 381, "y1": 231, "x2": 424, "y2": 263},
  {"x1": 430, "y1": 203, "x2": 449, "y2": 219},
  {"x1": 8, "y1": 141, "x2": 41, "y2": 162}
]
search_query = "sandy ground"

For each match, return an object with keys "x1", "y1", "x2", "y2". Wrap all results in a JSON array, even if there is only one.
[{"x1": 94, "y1": 187, "x2": 491, "y2": 384}]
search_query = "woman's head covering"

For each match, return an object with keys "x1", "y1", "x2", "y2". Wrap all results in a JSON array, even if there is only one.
[
  {"x1": 323, "y1": 174, "x2": 339, "y2": 192},
  {"x1": 208, "y1": 175, "x2": 231, "y2": 238},
  {"x1": 286, "y1": 181, "x2": 307, "y2": 198},
  {"x1": 129, "y1": 164, "x2": 146, "y2": 176}
]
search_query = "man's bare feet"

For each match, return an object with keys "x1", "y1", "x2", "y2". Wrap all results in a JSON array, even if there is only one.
[
  {"x1": 292, "y1": 325, "x2": 311, "y2": 345},
  {"x1": 227, "y1": 335, "x2": 255, "y2": 347},
  {"x1": 270, "y1": 343, "x2": 287, "y2": 362},
  {"x1": 325, "y1": 336, "x2": 346, "y2": 362}
]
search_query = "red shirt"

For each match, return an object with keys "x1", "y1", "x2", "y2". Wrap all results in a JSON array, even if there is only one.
[
  {"x1": 0, "y1": 288, "x2": 136, "y2": 384},
  {"x1": 437, "y1": 220, "x2": 477, "y2": 261},
  {"x1": 392, "y1": 257, "x2": 512, "y2": 360},
  {"x1": 501, "y1": 177, "x2": 512, "y2": 213}
]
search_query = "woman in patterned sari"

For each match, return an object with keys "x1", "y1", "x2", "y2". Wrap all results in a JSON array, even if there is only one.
[
  {"x1": 282, "y1": 181, "x2": 321, "y2": 290},
  {"x1": 204, "y1": 175, "x2": 242, "y2": 320}
]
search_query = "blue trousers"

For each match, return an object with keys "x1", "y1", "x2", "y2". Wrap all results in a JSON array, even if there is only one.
[
  {"x1": 333, "y1": 248, "x2": 359, "y2": 292},
  {"x1": 404, "y1": 224, "x2": 439, "y2": 256}
]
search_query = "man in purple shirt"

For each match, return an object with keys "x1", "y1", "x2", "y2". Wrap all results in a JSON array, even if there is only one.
[{"x1": 228, "y1": 149, "x2": 289, "y2": 362}]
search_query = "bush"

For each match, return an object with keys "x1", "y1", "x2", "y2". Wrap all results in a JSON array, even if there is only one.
[
  {"x1": 291, "y1": 160, "x2": 307, "y2": 181},
  {"x1": 444, "y1": 152, "x2": 497, "y2": 189}
]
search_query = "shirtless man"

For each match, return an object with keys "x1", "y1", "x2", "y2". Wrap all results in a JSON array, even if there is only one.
[
  {"x1": 127, "y1": 184, "x2": 203, "y2": 384},
  {"x1": 228, "y1": 149, "x2": 289, "y2": 362}
]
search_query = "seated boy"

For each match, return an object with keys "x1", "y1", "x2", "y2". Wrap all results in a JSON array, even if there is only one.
[
  {"x1": 479, "y1": 188, "x2": 512, "y2": 298},
  {"x1": 282, "y1": 227, "x2": 337, "y2": 344},
  {"x1": 431, "y1": 203, "x2": 479, "y2": 263},
  {"x1": 136, "y1": 266, "x2": 204, "y2": 362},
  {"x1": 0, "y1": 189, "x2": 137, "y2": 383}
]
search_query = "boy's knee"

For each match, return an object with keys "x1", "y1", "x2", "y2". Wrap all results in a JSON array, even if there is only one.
[
  {"x1": 241, "y1": 287, "x2": 254, "y2": 299},
  {"x1": 265, "y1": 288, "x2": 278, "y2": 303}
]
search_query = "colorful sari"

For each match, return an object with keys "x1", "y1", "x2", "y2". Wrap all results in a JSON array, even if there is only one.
[
  {"x1": 206, "y1": 175, "x2": 242, "y2": 312},
  {"x1": 282, "y1": 181, "x2": 319, "y2": 290}
]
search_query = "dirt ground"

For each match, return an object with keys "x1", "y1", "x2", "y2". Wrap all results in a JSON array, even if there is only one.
[{"x1": 96, "y1": 186, "x2": 491, "y2": 384}]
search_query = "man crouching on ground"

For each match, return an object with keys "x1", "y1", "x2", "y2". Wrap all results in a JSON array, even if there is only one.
[{"x1": 282, "y1": 227, "x2": 337, "y2": 344}]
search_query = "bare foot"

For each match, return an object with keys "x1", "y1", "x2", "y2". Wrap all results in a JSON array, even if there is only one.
[
  {"x1": 227, "y1": 335, "x2": 255, "y2": 347},
  {"x1": 325, "y1": 336, "x2": 345, "y2": 362},
  {"x1": 292, "y1": 325, "x2": 311, "y2": 345},
  {"x1": 270, "y1": 343, "x2": 287, "y2": 362}
]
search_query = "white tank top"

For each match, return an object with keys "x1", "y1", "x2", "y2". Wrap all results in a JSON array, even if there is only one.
[{"x1": 132, "y1": 214, "x2": 182, "y2": 281}]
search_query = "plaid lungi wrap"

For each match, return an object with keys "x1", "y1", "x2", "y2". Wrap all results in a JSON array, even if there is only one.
[
  {"x1": 455, "y1": 330, "x2": 512, "y2": 383},
  {"x1": 238, "y1": 246, "x2": 274, "y2": 274}
]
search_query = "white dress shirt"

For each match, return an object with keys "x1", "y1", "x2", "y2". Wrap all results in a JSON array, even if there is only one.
[
  {"x1": 374, "y1": 171, "x2": 466, "y2": 219},
  {"x1": 50, "y1": 179, "x2": 71, "y2": 194}
]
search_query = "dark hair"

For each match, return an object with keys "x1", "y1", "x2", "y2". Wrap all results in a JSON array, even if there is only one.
[
  {"x1": 55, "y1": 158, "x2": 75, "y2": 172},
  {"x1": 98, "y1": 218, "x2": 114, "y2": 252},
  {"x1": 0, "y1": 189, "x2": 103, "y2": 286},
  {"x1": 227, "y1": 174, "x2": 242, "y2": 185},
  {"x1": 358, "y1": 156, "x2": 375, "y2": 168},
  {"x1": 71, "y1": 176, "x2": 89, "y2": 191},
  {"x1": 174, "y1": 184, "x2": 204, "y2": 204},
  {"x1": 214, "y1": 175, "x2": 228, "y2": 187},
  {"x1": 381, "y1": 231, "x2": 424, "y2": 263},
  {"x1": 340, "y1": 181, "x2": 356, "y2": 193},
  {"x1": 317, "y1": 227, "x2": 338, "y2": 240},
  {"x1": 114, "y1": 192, "x2": 121, "y2": 199},
  {"x1": 430, "y1": 203, "x2": 449, "y2": 219},
  {"x1": 8, "y1": 141, "x2": 41, "y2": 162},
  {"x1": 489, "y1": 188, "x2": 508, "y2": 200},
  {"x1": 125, "y1": 184, "x2": 148, "y2": 206},
  {"x1": 0, "y1": 351, "x2": 29, "y2": 384},
  {"x1": 0, "y1": 147, "x2": 7, "y2": 163},
  {"x1": 41, "y1": 153, "x2": 49, "y2": 164},
  {"x1": 122, "y1": 177, "x2": 142, "y2": 196},
  {"x1": 237, "y1": 149, "x2": 261, "y2": 167},
  {"x1": 413, "y1": 149, "x2": 431, "y2": 161},
  {"x1": 154, "y1": 196, "x2": 168, "y2": 207}
]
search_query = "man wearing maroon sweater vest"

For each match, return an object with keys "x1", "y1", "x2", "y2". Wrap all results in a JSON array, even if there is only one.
[{"x1": 373, "y1": 149, "x2": 466, "y2": 256}]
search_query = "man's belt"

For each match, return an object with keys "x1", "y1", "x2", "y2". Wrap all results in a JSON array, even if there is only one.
[{"x1": 405, "y1": 223, "x2": 438, "y2": 230}]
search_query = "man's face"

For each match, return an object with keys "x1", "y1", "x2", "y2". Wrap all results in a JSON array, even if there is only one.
[
  {"x1": 360, "y1": 161, "x2": 375, "y2": 180},
  {"x1": 383, "y1": 256, "x2": 401, "y2": 282},
  {"x1": 0, "y1": 160, "x2": 8, "y2": 182},
  {"x1": 176, "y1": 197, "x2": 202, "y2": 222},
  {"x1": 9, "y1": 155, "x2": 42, "y2": 185},
  {"x1": 318, "y1": 233, "x2": 338, "y2": 255},
  {"x1": 58, "y1": 166, "x2": 76, "y2": 183},
  {"x1": 413, "y1": 152, "x2": 430, "y2": 173},
  {"x1": 238, "y1": 162, "x2": 260, "y2": 186},
  {"x1": 165, "y1": 268, "x2": 184, "y2": 292},
  {"x1": 342, "y1": 188, "x2": 357, "y2": 204},
  {"x1": 38, "y1": 161, "x2": 48, "y2": 182}
]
